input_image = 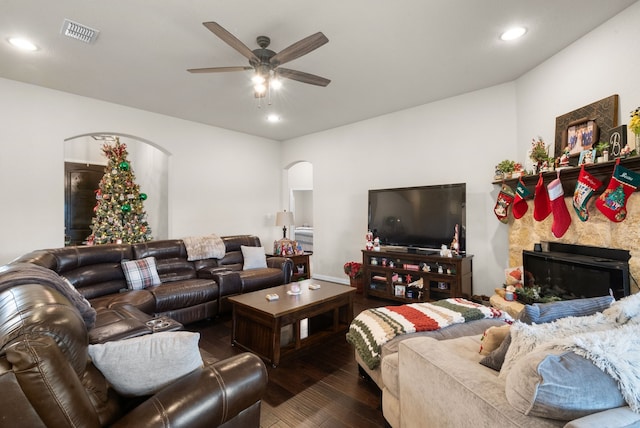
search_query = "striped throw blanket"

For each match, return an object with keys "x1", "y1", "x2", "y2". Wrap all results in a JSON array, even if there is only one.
[{"x1": 346, "y1": 298, "x2": 511, "y2": 369}]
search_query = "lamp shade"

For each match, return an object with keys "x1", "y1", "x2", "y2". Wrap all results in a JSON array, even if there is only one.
[{"x1": 275, "y1": 211, "x2": 294, "y2": 226}]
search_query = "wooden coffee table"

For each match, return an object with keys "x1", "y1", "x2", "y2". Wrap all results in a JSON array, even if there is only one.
[{"x1": 228, "y1": 280, "x2": 356, "y2": 367}]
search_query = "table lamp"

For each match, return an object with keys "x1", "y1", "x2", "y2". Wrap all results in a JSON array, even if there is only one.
[{"x1": 275, "y1": 210, "x2": 294, "y2": 239}]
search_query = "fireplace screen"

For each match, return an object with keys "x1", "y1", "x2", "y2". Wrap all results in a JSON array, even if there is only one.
[{"x1": 523, "y1": 249, "x2": 629, "y2": 300}]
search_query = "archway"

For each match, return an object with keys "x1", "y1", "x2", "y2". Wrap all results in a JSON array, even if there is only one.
[{"x1": 63, "y1": 133, "x2": 169, "y2": 243}]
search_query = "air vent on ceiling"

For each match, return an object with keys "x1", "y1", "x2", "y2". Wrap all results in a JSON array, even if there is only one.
[{"x1": 61, "y1": 19, "x2": 99, "y2": 44}]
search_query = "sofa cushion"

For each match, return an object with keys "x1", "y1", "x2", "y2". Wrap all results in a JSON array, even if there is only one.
[
  {"x1": 518, "y1": 296, "x2": 613, "y2": 325},
  {"x1": 88, "y1": 331, "x2": 203, "y2": 396},
  {"x1": 121, "y1": 257, "x2": 161, "y2": 290},
  {"x1": 241, "y1": 245, "x2": 267, "y2": 270},
  {"x1": 479, "y1": 324, "x2": 510, "y2": 355},
  {"x1": 505, "y1": 348, "x2": 625, "y2": 420}
]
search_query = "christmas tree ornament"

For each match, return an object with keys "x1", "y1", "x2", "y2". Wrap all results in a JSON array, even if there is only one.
[
  {"x1": 572, "y1": 165, "x2": 602, "y2": 221},
  {"x1": 533, "y1": 173, "x2": 552, "y2": 221},
  {"x1": 547, "y1": 174, "x2": 571, "y2": 238},
  {"x1": 121, "y1": 204, "x2": 131, "y2": 212},
  {"x1": 494, "y1": 185, "x2": 515, "y2": 223},
  {"x1": 512, "y1": 178, "x2": 532, "y2": 219},
  {"x1": 139, "y1": 193, "x2": 147, "y2": 200},
  {"x1": 119, "y1": 161, "x2": 130, "y2": 171},
  {"x1": 596, "y1": 159, "x2": 640, "y2": 222}
]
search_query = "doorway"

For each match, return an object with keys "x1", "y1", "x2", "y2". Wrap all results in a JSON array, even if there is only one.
[{"x1": 64, "y1": 162, "x2": 104, "y2": 245}]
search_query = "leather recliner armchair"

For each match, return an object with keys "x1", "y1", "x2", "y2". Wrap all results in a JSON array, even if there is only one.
[{"x1": 0, "y1": 270, "x2": 268, "y2": 427}]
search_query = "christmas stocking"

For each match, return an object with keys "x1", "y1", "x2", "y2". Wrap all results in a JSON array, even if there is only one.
[
  {"x1": 513, "y1": 178, "x2": 532, "y2": 219},
  {"x1": 572, "y1": 165, "x2": 602, "y2": 221},
  {"x1": 596, "y1": 159, "x2": 640, "y2": 222},
  {"x1": 548, "y1": 175, "x2": 571, "y2": 238},
  {"x1": 494, "y1": 185, "x2": 514, "y2": 223},
  {"x1": 533, "y1": 173, "x2": 552, "y2": 221}
]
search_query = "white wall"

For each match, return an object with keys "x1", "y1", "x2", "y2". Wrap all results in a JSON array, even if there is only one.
[
  {"x1": 516, "y1": 1, "x2": 640, "y2": 159},
  {"x1": 281, "y1": 2, "x2": 640, "y2": 297},
  {"x1": 0, "y1": 77, "x2": 282, "y2": 264},
  {"x1": 282, "y1": 83, "x2": 517, "y2": 295}
]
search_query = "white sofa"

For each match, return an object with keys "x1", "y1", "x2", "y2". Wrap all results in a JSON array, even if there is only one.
[{"x1": 381, "y1": 296, "x2": 640, "y2": 428}]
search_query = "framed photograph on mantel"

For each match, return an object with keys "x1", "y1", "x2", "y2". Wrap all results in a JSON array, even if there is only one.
[
  {"x1": 554, "y1": 95, "x2": 619, "y2": 158},
  {"x1": 566, "y1": 118, "x2": 599, "y2": 156}
]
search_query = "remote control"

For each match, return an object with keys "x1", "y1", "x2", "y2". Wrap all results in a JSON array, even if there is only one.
[
  {"x1": 265, "y1": 293, "x2": 279, "y2": 301},
  {"x1": 308, "y1": 283, "x2": 321, "y2": 290}
]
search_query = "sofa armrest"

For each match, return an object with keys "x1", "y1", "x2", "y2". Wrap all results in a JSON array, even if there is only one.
[
  {"x1": 111, "y1": 352, "x2": 268, "y2": 428},
  {"x1": 267, "y1": 257, "x2": 293, "y2": 283},
  {"x1": 563, "y1": 407, "x2": 640, "y2": 428},
  {"x1": 197, "y1": 266, "x2": 232, "y2": 279}
]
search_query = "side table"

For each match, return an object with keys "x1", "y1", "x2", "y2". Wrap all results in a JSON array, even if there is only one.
[{"x1": 268, "y1": 252, "x2": 312, "y2": 281}]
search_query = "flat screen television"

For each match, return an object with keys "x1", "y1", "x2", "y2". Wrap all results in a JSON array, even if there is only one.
[{"x1": 368, "y1": 183, "x2": 466, "y2": 253}]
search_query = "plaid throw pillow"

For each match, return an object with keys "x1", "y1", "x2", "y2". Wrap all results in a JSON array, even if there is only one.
[{"x1": 121, "y1": 257, "x2": 161, "y2": 290}]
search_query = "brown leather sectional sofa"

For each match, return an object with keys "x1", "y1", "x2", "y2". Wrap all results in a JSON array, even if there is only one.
[
  {"x1": 13, "y1": 234, "x2": 293, "y2": 325},
  {"x1": 0, "y1": 234, "x2": 292, "y2": 427},
  {"x1": 0, "y1": 262, "x2": 268, "y2": 427}
]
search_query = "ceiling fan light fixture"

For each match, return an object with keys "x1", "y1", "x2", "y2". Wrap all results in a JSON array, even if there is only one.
[
  {"x1": 251, "y1": 73, "x2": 266, "y2": 85},
  {"x1": 254, "y1": 83, "x2": 267, "y2": 96},
  {"x1": 270, "y1": 77, "x2": 282, "y2": 90}
]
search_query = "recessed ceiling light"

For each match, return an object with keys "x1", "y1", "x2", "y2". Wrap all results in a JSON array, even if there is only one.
[
  {"x1": 500, "y1": 27, "x2": 527, "y2": 41},
  {"x1": 8, "y1": 37, "x2": 38, "y2": 51},
  {"x1": 266, "y1": 114, "x2": 281, "y2": 123}
]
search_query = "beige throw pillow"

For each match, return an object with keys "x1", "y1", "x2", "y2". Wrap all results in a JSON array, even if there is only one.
[{"x1": 479, "y1": 324, "x2": 511, "y2": 356}]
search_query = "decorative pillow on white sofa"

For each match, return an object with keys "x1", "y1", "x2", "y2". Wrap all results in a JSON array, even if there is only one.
[
  {"x1": 241, "y1": 245, "x2": 267, "y2": 270},
  {"x1": 518, "y1": 296, "x2": 614, "y2": 325},
  {"x1": 121, "y1": 257, "x2": 161, "y2": 290},
  {"x1": 499, "y1": 313, "x2": 614, "y2": 380},
  {"x1": 505, "y1": 348, "x2": 625, "y2": 420},
  {"x1": 88, "y1": 331, "x2": 203, "y2": 396}
]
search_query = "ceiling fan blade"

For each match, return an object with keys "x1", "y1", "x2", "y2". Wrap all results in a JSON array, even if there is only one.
[
  {"x1": 277, "y1": 68, "x2": 331, "y2": 87},
  {"x1": 203, "y1": 22, "x2": 259, "y2": 63},
  {"x1": 187, "y1": 66, "x2": 253, "y2": 73},
  {"x1": 270, "y1": 32, "x2": 328, "y2": 66}
]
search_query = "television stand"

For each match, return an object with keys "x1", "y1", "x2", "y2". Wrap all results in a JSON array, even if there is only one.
[{"x1": 362, "y1": 249, "x2": 473, "y2": 303}]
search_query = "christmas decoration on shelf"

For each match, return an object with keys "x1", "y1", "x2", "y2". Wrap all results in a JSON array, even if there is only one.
[
  {"x1": 572, "y1": 165, "x2": 602, "y2": 221},
  {"x1": 596, "y1": 159, "x2": 640, "y2": 222},
  {"x1": 529, "y1": 137, "x2": 550, "y2": 173},
  {"x1": 512, "y1": 178, "x2": 532, "y2": 219},
  {"x1": 494, "y1": 185, "x2": 514, "y2": 223},
  {"x1": 86, "y1": 138, "x2": 153, "y2": 245},
  {"x1": 533, "y1": 173, "x2": 552, "y2": 221}
]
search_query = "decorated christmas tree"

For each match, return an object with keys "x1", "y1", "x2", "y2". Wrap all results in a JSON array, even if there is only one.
[{"x1": 86, "y1": 138, "x2": 153, "y2": 245}]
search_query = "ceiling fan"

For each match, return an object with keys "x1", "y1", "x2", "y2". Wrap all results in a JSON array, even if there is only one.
[{"x1": 188, "y1": 22, "x2": 330, "y2": 99}]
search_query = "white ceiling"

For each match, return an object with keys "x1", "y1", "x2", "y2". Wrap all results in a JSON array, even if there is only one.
[{"x1": 1, "y1": 0, "x2": 637, "y2": 141}]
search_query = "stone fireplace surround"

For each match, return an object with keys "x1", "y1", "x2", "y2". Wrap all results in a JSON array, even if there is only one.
[{"x1": 504, "y1": 158, "x2": 640, "y2": 294}]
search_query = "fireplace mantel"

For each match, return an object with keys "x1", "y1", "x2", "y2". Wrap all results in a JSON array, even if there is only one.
[{"x1": 492, "y1": 156, "x2": 640, "y2": 197}]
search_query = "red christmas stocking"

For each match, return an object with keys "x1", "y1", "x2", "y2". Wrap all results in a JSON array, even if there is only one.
[
  {"x1": 572, "y1": 165, "x2": 602, "y2": 221},
  {"x1": 548, "y1": 176, "x2": 571, "y2": 238},
  {"x1": 533, "y1": 173, "x2": 551, "y2": 221},
  {"x1": 494, "y1": 185, "x2": 514, "y2": 223},
  {"x1": 513, "y1": 178, "x2": 532, "y2": 219},
  {"x1": 596, "y1": 159, "x2": 640, "y2": 222}
]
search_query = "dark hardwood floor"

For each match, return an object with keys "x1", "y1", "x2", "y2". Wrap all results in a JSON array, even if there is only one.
[{"x1": 191, "y1": 289, "x2": 387, "y2": 428}]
